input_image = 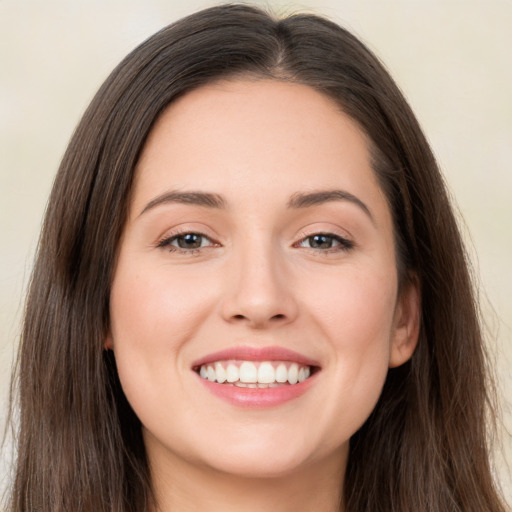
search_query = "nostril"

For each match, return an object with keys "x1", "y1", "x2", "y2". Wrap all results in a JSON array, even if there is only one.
[{"x1": 271, "y1": 314, "x2": 286, "y2": 320}]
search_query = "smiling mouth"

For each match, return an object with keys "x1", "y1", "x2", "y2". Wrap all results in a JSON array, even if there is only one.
[{"x1": 195, "y1": 360, "x2": 316, "y2": 387}]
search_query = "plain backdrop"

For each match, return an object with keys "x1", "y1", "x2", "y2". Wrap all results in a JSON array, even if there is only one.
[{"x1": 1, "y1": 0, "x2": 511, "y2": 505}]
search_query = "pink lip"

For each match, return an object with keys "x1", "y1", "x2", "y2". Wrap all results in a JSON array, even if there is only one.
[
  {"x1": 192, "y1": 345, "x2": 321, "y2": 409},
  {"x1": 191, "y1": 345, "x2": 320, "y2": 368},
  {"x1": 196, "y1": 372, "x2": 319, "y2": 409}
]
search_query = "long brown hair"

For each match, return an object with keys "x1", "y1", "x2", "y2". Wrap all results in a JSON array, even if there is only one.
[{"x1": 8, "y1": 4, "x2": 507, "y2": 511}]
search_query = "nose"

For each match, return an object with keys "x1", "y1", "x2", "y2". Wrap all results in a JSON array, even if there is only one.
[{"x1": 220, "y1": 244, "x2": 298, "y2": 329}]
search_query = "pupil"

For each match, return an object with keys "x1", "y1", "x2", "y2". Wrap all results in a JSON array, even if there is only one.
[
  {"x1": 310, "y1": 234, "x2": 332, "y2": 248},
  {"x1": 178, "y1": 233, "x2": 202, "y2": 249}
]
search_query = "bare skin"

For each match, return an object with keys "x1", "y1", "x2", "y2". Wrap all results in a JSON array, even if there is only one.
[
  {"x1": 108, "y1": 79, "x2": 420, "y2": 512},
  {"x1": 149, "y1": 440, "x2": 345, "y2": 512}
]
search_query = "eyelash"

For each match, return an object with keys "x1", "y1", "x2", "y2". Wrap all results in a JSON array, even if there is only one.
[
  {"x1": 294, "y1": 232, "x2": 354, "y2": 253},
  {"x1": 156, "y1": 230, "x2": 354, "y2": 255},
  {"x1": 156, "y1": 230, "x2": 219, "y2": 255}
]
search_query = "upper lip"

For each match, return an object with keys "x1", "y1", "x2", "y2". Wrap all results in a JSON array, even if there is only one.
[{"x1": 191, "y1": 345, "x2": 321, "y2": 369}]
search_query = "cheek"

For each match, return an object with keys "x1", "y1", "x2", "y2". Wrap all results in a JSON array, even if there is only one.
[
  {"x1": 108, "y1": 260, "x2": 220, "y2": 429},
  {"x1": 305, "y1": 265, "x2": 397, "y2": 345},
  {"x1": 301, "y1": 267, "x2": 397, "y2": 428},
  {"x1": 110, "y1": 260, "x2": 217, "y2": 350},
  {"x1": 108, "y1": 260, "x2": 220, "y2": 404}
]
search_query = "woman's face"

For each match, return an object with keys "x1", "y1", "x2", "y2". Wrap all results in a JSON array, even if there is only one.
[{"x1": 108, "y1": 79, "x2": 419, "y2": 479}]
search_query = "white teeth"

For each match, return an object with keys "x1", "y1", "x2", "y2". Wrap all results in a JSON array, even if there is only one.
[
  {"x1": 235, "y1": 382, "x2": 271, "y2": 388},
  {"x1": 226, "y1": 364, "x2": 239, "y2": 382},
  {"x1": 198, "y1": 360, "x2": 314, "y2": 386},
  {"x1": 288, "y1": 363, "x2": 299, "y2": 384},
  {"x1": 239, "y1": 362, "x2": 258, "y2": 383},
  {"x1": 275, "y1": 363, "x2": 288, "y2": 383},
  {"x1": 257, "y1": 362, "x2": 275, "y2": 383},
  {"x1": 215, "y1": 362, "x2": 227, "y2": 383},
  {"x1": 207, "y1": 366, "x2": 216, "y2": 382}
]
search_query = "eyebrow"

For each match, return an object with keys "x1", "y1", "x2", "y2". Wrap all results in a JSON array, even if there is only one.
[
  {"x1": 139, "y1": 191, "x2": 226, "y2": 216},
  {"x1": 287, "y1": 190, "x2": 374, "y2": 222},
  {"x1": 139, "y1": 188, "x2": 373, "y2": 223}
]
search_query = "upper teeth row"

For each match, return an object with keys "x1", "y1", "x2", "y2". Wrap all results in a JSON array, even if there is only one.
[{"x1": 198, "y1": 361, "x2": 311, "y2": 385}]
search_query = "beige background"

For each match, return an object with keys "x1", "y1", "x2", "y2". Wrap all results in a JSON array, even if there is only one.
[{"x1": 1, "y1": 0, "x2": 510, "y2": 505}]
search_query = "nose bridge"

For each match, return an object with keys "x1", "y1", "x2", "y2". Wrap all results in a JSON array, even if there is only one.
[{"x1": 221, "y1": 230, "x2": 297, "y2": 327}]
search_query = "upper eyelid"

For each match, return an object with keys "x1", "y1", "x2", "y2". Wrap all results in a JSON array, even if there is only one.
[
  {"x1": 295, "y1": 228, "x2": 353, "y2": 243},
  {"x1": 156, "y1": 225, "x2": 219, "y2": 243}
]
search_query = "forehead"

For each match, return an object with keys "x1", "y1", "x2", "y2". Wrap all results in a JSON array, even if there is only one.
[{"x1": 132, "y1": 79, "x2": 386, "y2": 216}]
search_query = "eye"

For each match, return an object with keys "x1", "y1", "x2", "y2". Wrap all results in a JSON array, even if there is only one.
[
  {"x1": 296, "y1": 233, "x2": 354, "y2": 251},
  {"x1": 157, "y1": 232, "x2": 217, "y2": 252}
]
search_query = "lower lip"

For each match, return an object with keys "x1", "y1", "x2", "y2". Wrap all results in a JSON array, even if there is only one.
[{"x1": 196, "y1": 373, "x2": 318, "y2": 408}]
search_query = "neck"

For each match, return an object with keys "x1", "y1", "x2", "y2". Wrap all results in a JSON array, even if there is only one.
[{"x1": 148, "y1": 442, "x2": 347, "y2": 512}]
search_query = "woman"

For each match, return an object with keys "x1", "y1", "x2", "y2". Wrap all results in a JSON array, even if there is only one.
[{"x1": 8, "y1": 4, "x2": 507, "y2": 511}]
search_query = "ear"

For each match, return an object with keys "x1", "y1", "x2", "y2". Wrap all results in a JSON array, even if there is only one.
[
  {"x1": 389, "y1": 274, "x2": 421, "y2": 368},
  {"x1": 104, "y1": 332, "x2": 114, "y2": 351}
]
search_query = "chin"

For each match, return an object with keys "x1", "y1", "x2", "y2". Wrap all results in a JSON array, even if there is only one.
[
  {"x1": 201, "y1": 449, "x2": 316, "y2": 479},
  {"x1": 196, "y1": 427, "x2": 346, "y2": 480}
]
